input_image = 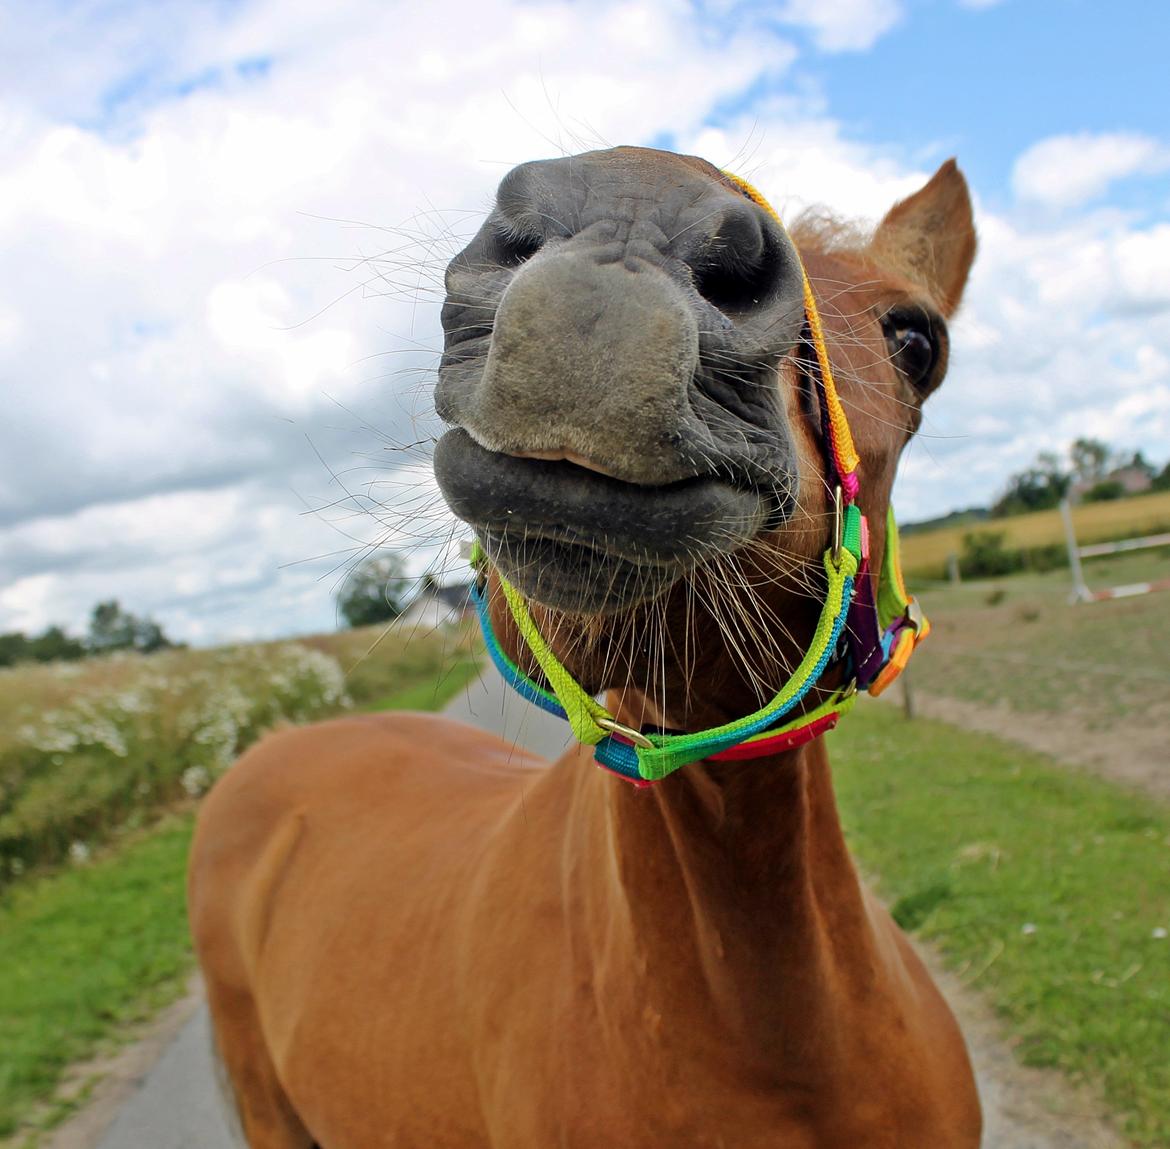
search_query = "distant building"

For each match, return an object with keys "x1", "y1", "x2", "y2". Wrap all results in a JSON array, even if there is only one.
[
  {"x1": 394, "y1": 581, "x2": 475, "y2": 632},
  {"x1": 1070, "y1": 464, "x2": 1153, "y2": 501},
  {"x1": 1107, "y1": 465, "x2": 1155, "y2": 495}
]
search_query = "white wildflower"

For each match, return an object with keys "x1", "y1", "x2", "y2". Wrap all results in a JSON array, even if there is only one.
[
  {"x1": 68, "y1": 841, "x2": 91, "y2": 865},
  {"x1": 1021, "y1": 923, "x2": 1037, "y2": 936},
  {"x1": 180, "y1": 765, "x2": 211, "y2": 798}
]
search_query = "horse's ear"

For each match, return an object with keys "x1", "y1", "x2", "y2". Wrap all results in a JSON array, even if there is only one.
[{"x1": 870, "y1": 159, "x2": 976, "y2": 317}]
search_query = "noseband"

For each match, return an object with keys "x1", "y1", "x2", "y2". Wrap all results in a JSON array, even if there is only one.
[{"x1": 468, "y1": 174, "x2": 928, "y2": 785}]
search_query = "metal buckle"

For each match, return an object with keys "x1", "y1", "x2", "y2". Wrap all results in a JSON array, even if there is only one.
[
  {"x1": 832, "y1": 484, "x2": 844, "y2": 566},
  {"x1": 595, "y1": 716, "x2": 655, "y2": 750},
  {"x1": 904, "y1": 598, "x2": 924, "y2": 634}
]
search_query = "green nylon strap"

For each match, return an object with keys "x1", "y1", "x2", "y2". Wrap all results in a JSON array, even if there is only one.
[
  {"x1": 633, "y1": 543, "x2": 858, "y2": 779},
  {"x1": 495, "y1": 574, "x2": 611, "y2": 746},
  {"x1": 744, "y1": 683, "x2": 858, "y2": 743},
  {"x1": 876, "y1": 504, "x2": 909, "y2": 631},
  {"x1": 476, "y1": 503, "x2": 863, "y2": 777}
]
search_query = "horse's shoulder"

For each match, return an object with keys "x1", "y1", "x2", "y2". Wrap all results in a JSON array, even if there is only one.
[{"x1": 201, "y1": 709, "x2": 543, "y2": 819}]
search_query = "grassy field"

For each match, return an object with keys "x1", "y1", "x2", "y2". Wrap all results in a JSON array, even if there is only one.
[
  {"x1": 906, "y1": 549, "x2": 1170, "y2": 734},
  {"x1": 900, "y1": 490, "x2": 1170, "y2": 580},
  {"x1": 0, "y1": 623, "x2": 479, "y2": 885},
  {"x1": 0, "y1": 631, "x2": 481, "y2": 1144},
  {"x1": 6, "y1": 570, "x2": 1169, "y2": 1144},
  {"x1": 832, "y1": 705, "x2": 1170, "y2": 1148},
  {"x1": 0, "y1": 818, "x2": 195, "y2": 1141}
]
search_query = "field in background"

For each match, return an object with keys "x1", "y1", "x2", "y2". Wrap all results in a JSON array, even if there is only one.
[
  {"x1": 0, "y1": 625, "x2": 481, "y2": 1144},
  {"x1": 900, "y1": 490, "x2": 1170, "y2": 580},
  {"x1": 904, "y1": 550, "x2": 1170, "y2": 780},
  {"x1": 0, "y1": 623, "x2": 480, "y2": 886},
  {"x1": 5, "y1": 537, "x2": 1170, "y2": 1144}
]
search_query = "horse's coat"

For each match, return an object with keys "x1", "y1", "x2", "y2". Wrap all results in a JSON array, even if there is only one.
[{"x1": 190, "y1": 147, "x2": 982, "y2": 1147}]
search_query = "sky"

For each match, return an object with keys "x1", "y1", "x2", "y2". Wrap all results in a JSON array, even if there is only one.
[{"x1": 2, "y1": 0, "x2": 1168, "y2": 644}]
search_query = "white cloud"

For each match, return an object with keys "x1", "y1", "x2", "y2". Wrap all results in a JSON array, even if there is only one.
[
  {"x1": 776, "y1": 0, "x2": 903, "y2": 51},
  {"x1": 2, "y1": 0, "x2": 1168, "y2": 642},
  {"x1": 896, "y1": 205, "x2": 1170, "y2": 517},
  {"x1": 0, "y1": 0, "x2": 804, "y2": 640},
  {"x1": 1012, "y1": 132, "x2": 1169, "y2": 209},
  {"x1": 704, "y1": 0, "x2": 904, "y2": 52}
]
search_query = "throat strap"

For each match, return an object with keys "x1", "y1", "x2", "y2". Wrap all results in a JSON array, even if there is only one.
[{"x1": 471, "y1": 507, "x2": 862, "y2": 784}]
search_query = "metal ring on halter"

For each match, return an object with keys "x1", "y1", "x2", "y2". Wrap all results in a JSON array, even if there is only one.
[
  {"x1": 831, "y1": 485, "x2": 844, "y2": 566},
  {"x1": 595, "y1": 716, "x2": 656, "y2": 750}
]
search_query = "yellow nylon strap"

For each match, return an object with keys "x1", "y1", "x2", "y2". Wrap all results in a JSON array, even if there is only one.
[
  {"x1": 722, "y1": 171, "x2": 861, "y2": 481},
  {"x1": 494, "y1": 573, "x2": 611, "y2": 745}
]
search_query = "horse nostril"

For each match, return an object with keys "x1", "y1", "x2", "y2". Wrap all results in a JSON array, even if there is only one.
[{"x1": 691, "y1": 208, "x2": 788, "y2": 314}]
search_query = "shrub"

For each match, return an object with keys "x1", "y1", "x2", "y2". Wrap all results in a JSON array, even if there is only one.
[
  {"x1": 0, "y1": 643, "x2": 349, "y2": 885},
  {"x1": 960, "y1": 531, "x2": 1022, "y2": 578},
  {"x1": 1083, "y1": 480, "x2": 1127, "y2": 503}
]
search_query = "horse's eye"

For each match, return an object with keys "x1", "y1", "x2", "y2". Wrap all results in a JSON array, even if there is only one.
[{"x1": 882, "y1": 309, "x2": 940, "y2": 391}]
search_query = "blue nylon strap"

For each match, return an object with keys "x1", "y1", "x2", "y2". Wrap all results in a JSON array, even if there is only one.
[
  {"x1": 472, "y1": 564, "x2": 857, "y2": 781},
  {"x1": 592, "y1": 571, "x2": 855, "y2": 777},
  {"x1": 471, "y1": 579, "x2": 568, "y2": 721}
]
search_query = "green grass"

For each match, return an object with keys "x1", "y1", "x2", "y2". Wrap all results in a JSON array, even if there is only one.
[
  {"x1": 0, "y1": 817, "x2": 195, "y2": 1140},
  {"x1": 357, "y1": 653, "x2": 482, "y2": 712},
  {"x1": 0, "y1": 650, "x2": 482, "y2": 1143},
  {"x1": 831, "y1": 705, "x2": 1170, "y2": 1147},
  {"x1": 908, "y1": 550, "x2": 1170, "y2": 726}
]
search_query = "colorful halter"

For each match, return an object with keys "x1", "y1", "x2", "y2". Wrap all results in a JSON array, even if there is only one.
[{"x1": 467, "y1": 173, "x2": 928, "y2": 785}]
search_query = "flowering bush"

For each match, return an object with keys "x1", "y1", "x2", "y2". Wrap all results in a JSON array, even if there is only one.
[{"x1": 0, "y1": 643, "x2": 351, "y2": 883}]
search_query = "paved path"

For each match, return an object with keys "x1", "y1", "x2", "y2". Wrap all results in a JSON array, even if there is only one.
[{"x1": 81, "y1": 678, "x2": 1117, "y2": 1148}]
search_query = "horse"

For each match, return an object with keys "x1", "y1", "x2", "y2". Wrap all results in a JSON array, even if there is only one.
[{"x1": 189, "y1": 145, "x2": 981, "y2": 1147}]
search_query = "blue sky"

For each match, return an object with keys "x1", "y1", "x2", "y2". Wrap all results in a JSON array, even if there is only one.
[
  {"x1": 1, "y1": 0, "x2": 1167, "y2": 642},
  {"x1": 811, "y1": 0, "x2": 1170, "y2": 208}
]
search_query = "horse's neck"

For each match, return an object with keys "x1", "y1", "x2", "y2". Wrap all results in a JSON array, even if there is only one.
[{"x1": 560, "y1": 735, "x2": 877, "y2": 1073}]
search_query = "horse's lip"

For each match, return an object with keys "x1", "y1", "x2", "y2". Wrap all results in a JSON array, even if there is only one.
[{"x1": 433, "y1": 428, "x2": 773, "y2": 567}]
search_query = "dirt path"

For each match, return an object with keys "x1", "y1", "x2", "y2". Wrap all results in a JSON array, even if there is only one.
[
  {"x1": 898, "y1": 685, "x2": 1170, "y2": 804},
  {"x1": 33, "y1": 675, "x2": 1127, "y2": 1149}
]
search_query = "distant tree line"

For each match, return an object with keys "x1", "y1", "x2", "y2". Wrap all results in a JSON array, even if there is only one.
[
  {"x1": 0, "y1": 600, "x2": 179, "y2": 668},
  {"x1": 991, "y1": 437, "x2": 1170, "y2": 517},
  {"x1": 941, "y1": 437, "x2": 1170, "y2": 579}
]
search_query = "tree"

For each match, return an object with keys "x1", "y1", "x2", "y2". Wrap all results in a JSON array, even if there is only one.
[
  {"x1": 991, "y1": 450, "x2": 1070, "y2": 516},
  {"x1": 337, "y1": 554, "x2": 411, "y2": 628},
  {"x1": 28, "y1": 625, "x2": 86, "y2": 663},
  {"x1": 87, "y1": 600, "x2": 175, "y2": 654},
  {"x1": 0, "y1": 632, "x2": 32, "y2": 667},
  {"x1": 1069, "y1": 437, "x2": 1111, "y2": 485}
]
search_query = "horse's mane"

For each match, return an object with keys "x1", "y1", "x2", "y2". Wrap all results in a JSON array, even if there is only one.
[
  {"x1": 790, "y1": 207, "x2": 950, "y2": 305},
  {"x1": 788, "y1": 210, "x2": 870, "y2": 257}
]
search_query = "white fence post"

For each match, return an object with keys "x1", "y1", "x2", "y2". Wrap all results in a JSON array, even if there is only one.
[{"x1": 1060, "y1": 497, "x2": 1093, "y2": 604}]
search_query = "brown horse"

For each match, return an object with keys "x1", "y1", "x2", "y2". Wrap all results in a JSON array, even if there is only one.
[{"x1": 190, "y1": 146, "x2": 980, "y2": 1147}]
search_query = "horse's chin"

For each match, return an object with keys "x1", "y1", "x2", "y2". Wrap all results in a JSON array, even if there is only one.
[
  {"x1": 433, "y1": 428, "x2": 784, "y2": 614},
  {"x1": 481, "y1": 531, "x2": 680, "y2": 615}
]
